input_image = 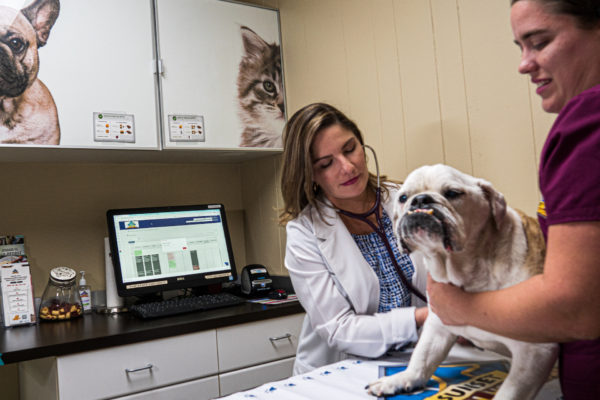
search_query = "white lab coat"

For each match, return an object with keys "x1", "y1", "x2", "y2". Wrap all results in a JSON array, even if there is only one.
[{"x1": 285, "y1": 185, "x2": 427, "y2": 375}]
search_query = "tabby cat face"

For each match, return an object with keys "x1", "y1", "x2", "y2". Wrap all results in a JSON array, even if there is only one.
[{"x1": 237, "y1": 26, "x2": 285, "y2": 147}]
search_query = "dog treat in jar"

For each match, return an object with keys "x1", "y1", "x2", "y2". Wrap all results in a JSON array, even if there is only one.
[{"x1": 39, "y1": 266, "x2": 83, "y2": 321}]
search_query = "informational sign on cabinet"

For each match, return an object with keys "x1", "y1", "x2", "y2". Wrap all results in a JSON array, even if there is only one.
[
  {"x1": 93, "y1": 112, "x2": 136, "y2": 143},
  {"x1": 168, "y1": 115, "x2": 205, "y2": 142}
]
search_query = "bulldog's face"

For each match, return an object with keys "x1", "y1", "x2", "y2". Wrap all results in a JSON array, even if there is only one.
[
  {"x1": 0, "y1": 0, "x2": 59, "y2": 98},
  {"x1": 393, "y1": 164, "x2": 507, "y2": 255}
]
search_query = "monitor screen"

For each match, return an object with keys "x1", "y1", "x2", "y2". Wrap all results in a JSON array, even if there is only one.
[{"x1": 106, "y1": 204, "x2": 237, "y2": 297}]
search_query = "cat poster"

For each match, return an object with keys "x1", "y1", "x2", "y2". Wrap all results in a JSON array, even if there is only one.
[
  {"x1": 237, "y1": 26, "x2": 284, "y2": 148},
  {"x1": 157, "y1": 0, "x2": 285, "y2": 149}
]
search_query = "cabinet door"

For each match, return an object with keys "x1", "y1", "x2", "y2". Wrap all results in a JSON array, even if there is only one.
[
  {"x1": 219, "y1": 356, "x2": 295, "y2": 397},
  {"x1": 217, "y1": 313, "x2": 304, "y2": 372},
  {"x1": 114, "y1": 375, "x2": 219, "y2": 400},
  {"x1": 8, "y1": 0, "x2": 160, "y2": 149},
  {"x1": 156, "y1": 0, "x2": 285, "y2": 150},
  {"x1": 56, "y1": 330, "x2": 218, "y2": 400}
]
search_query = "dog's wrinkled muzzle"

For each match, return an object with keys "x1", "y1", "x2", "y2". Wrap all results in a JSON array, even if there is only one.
[{"x1": 400, "y1": 205, "x2": 456, "y2": 253}]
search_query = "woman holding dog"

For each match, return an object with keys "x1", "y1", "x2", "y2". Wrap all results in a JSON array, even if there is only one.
[
  {"x1": 279, "y1": 102, "x2": 428, "y2": 374},
  {"x1": 427, "y1": 0, "x2": 600, "y2": 397}
]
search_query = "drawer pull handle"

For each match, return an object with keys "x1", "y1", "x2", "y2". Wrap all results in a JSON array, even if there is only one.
[
  {"x1": 125, "y1": 364, "x2": 154, "y2": 373},
  {"x1": 269, "y1": 333, "x2": 292, "y2": 343}
]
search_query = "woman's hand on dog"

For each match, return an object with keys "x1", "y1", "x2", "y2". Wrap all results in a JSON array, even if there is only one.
[{"x1": 427, "y1": 274, "x2": 471, "y2": 326}]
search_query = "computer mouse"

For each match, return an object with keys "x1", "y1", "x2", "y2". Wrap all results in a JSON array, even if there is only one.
[{"x1": 268, "y1": 289, "x2": 288, "y2": 300}]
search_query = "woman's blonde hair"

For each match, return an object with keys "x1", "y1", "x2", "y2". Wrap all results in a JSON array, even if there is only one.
[{"x1": 279, "y1": 103, "x2": 388, "y2": 225}]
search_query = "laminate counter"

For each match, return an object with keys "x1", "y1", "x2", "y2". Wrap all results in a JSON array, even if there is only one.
[{"x1": 0, "y1": 300, "x2": 304, "y2": 365}]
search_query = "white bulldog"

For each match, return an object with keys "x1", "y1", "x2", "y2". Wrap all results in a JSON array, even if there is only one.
[{"x1": 367, "y1": 164, "x2": 557, "y2": 400}]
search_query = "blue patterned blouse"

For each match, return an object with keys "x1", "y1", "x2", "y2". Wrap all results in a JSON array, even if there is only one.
[{"x1": 351, "y1": 209, "x2": 414, "y2": 312}]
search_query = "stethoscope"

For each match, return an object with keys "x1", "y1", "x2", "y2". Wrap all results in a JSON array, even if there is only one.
[{"x1": 334, "y1": 145, "x2": 427, "y2": 303}]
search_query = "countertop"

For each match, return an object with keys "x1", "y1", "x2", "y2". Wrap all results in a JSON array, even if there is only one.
[{"x1": 0, "y1": 300, "x2": 304, "y2": 365}]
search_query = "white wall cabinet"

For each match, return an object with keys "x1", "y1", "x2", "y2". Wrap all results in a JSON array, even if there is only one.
[
  {"x1": 22, "y1": 0, "x2": 159, "y2": 149},
  {"x1": 155, "y1": 0, "x2": 284, "y2": 150},
  {"x1": 19, "y1": 313, "x2": 304, "y2": 400}
]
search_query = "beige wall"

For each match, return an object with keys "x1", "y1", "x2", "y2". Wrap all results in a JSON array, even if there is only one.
[{"x1": 277, "y1": 0, "x2": 556, "y2": 211}]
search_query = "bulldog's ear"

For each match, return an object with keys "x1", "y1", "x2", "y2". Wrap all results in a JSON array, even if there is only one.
[
  {"x1": 21, "y1": 0, "x2": 60, "y2": 48},
  {"x1": 478, "y1": 180, "x2": 507, "y2": 230}
]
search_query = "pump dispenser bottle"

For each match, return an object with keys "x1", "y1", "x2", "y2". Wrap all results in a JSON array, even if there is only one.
[{"x1": 78, "y1": 271, "x2": 92, "y2": 313}]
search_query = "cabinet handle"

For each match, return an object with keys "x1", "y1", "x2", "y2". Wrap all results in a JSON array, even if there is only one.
[
  {"x1": 125, "y1": 364, "x2": 154, "y2": 373},
  {"x1": 269, "y1": 333, "x2": 292, "y2": 343}
]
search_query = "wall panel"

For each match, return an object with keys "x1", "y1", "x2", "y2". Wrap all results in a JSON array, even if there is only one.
[
  {"x1": 278, "y1": 0, "x2": 310, "y2": 114},
  {"x1": 393, "y1": 0, "x2": 445, "y2": 171},
  {"x1": 431, "y1": 0, "x2": 472, "y2": 174},
  {"x1": 369, "y1": 0, "x2": 408, "y2": 180},
  {"x1": 340, "y1": 0, "x2": 385, "y2": 168},
  {"x1": 458, "y1": 0, "x2": 538, "y2": 211},
  {"x1": 241, "y1": 155, "x2": 284, "y2": 275}
]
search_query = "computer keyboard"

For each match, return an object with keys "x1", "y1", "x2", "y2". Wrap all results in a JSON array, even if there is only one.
[{"x1": 129, "y1": 292, "x2": 246, "y2": 319}]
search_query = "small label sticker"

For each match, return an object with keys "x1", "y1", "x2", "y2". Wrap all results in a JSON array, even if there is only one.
[
  {"x1": 93, "y1": 112, "x2": 136, "y2": 143},
  {"x1": 168, "y1": 114, "x2": 205, "y2": 142}
]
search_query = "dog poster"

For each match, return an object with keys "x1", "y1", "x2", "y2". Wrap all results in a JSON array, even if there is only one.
[
  {"x1": 0, "y1": 0, "x2": 160, "y2": 149},
  {"x1": 0, "y1": 0, "x2": 60, "y2": 145},
  {"x1": 156, "y1": 0, "x2": 285, "y2": 149}
]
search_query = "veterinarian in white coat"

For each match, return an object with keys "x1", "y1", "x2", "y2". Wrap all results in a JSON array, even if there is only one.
[{"x1": 279, "y1": 103, "x2": 427, "y2": 374}]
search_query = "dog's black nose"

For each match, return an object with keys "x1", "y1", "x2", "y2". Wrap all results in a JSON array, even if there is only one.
[{"x1": 411, "y1": 194, "x2": 434, "y2": 209}]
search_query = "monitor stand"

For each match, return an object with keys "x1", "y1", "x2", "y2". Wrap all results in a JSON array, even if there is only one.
[
  {"x1": 133, "y1": 292, "x2": 164, "y2": 305},
  {"x1": 191, "y1": 283, "x2": 222, "y2": 296}
]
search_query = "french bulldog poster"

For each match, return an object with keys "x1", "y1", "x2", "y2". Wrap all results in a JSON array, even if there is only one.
[{"x1": 0, "y1": 0, "x2": 60, "y2": 145}]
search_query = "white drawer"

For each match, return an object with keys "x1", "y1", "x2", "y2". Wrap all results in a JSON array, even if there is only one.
[
  {"x1": 219, "y1": 356, "x2": 295, "y2": 396},
  {"x1": 216, "y1": 313, "x2": 304, "y2": 372},
  {"x1": 114, "y1": 375, "x2": 219, "y2": 400},
  {"x1": 56, "y1": 330, "x2": 218, "y2": 400}
]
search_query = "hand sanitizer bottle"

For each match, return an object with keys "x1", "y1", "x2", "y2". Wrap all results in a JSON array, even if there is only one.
[{"x1": 78, "y1": 271, "x2": 92, "y2": 313}]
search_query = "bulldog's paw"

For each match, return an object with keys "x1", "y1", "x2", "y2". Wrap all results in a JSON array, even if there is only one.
[{"x1": 366, "y1": 372, "x2": 425, "y2": 397}]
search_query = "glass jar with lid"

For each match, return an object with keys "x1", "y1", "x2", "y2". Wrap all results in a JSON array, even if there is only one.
[{"x1": 39, "y1": 266, "x2": 83, "y2": 321}]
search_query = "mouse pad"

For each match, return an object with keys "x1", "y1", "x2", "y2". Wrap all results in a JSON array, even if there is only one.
[
  {"x1": 245, "y1": 294, "x2": 298, "y2": 305},
  {"x1": 378, "y1": 360, "x2": 510, "y2": 399}
]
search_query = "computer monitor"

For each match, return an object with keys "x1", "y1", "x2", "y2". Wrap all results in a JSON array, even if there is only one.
[{"x1": 106, "y1": 204, "x2": 237, "y2": 298}]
